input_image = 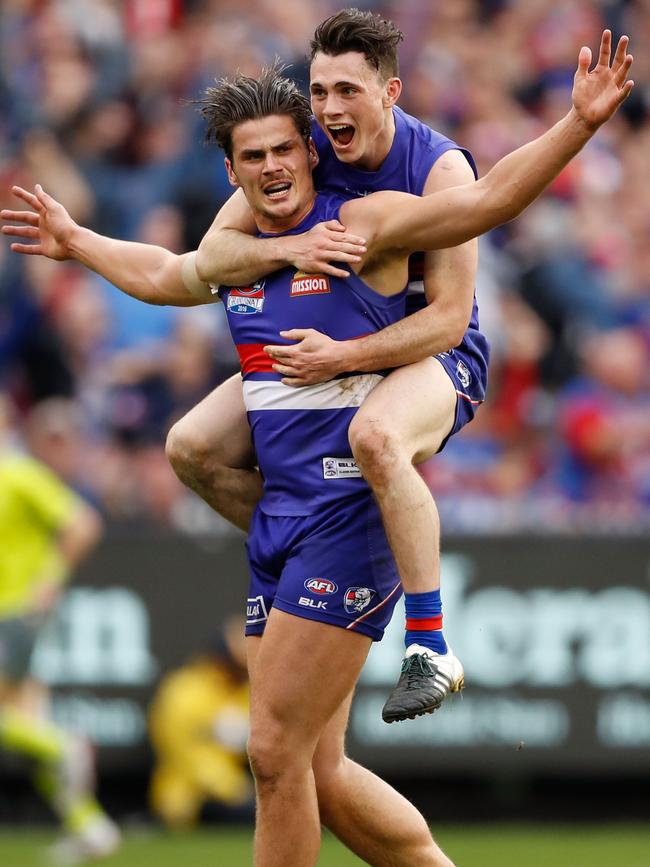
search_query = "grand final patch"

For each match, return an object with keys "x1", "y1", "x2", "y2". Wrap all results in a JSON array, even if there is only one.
[
  {"x1": 290, "y1": 271, "x2": 330, "y2": 297},
  {"x1": 227, "y1": 279, "x2": 265, "y2": 314}
]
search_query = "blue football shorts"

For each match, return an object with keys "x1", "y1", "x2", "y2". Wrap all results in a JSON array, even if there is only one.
[
  {"x1": 435, "y1": 328, "x2": 490, "y2": 451},
  {"x1": 245, "y1": 492, "x2": 402, "y2": 641}
]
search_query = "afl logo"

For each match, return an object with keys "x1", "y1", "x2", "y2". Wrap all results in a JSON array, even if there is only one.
[
  {"x1": 227, "y1": 279, "x2": 265, "y2": 314},
  {"x1": 304, "y1": 578, "x2": 338, "y2": 595}
]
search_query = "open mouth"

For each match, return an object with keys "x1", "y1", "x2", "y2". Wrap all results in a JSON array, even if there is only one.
[
  {"x1": 263, "y1": 181, "x2": 291, "y2": 199},
  {"x1": 328, "y1": 124, "x2": 355, "y2": 147}
]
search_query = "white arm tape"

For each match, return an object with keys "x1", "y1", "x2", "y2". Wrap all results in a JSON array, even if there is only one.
[{"x1": 181, "y1": 251, "x2": 218, "y2": 302}]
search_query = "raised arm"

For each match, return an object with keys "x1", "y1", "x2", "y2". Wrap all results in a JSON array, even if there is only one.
[
  {"x1": 363, "y1": 31, "x2": 634, "y2": 256},
  {"x1": 195, "y1": 188, "x2": 368, "y2": 285},
  {"x1": 2, "y1": 186, "x2": 212, "y2": 306}
]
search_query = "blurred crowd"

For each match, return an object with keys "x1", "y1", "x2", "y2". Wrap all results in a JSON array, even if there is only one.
[{"x1": 1, "y1": 0, "x2": 649, "y2": 533}]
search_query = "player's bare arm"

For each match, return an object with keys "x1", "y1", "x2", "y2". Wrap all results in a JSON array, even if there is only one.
[
  {"x1": 1, "y1": 185, "x2": 213, "y2": 306},
  {"x1": 195, "y1": 186, "x2": 367, "y2": 285},
  {"x1": 265, "y1": 150, "x2": 477, "y2": 385},
  {"x1": 360, "y1": 32, "x2": 633, "y2": 259}
]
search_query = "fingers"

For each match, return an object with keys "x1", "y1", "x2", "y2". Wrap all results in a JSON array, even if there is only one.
[
  {"x1": 612, "y1": 35, "x2": 629, "y2": 71},
  {"x1": 614, "y1": 51, "x2": 634, "y2": 88},
  {"x1": 272, "y1": 363, "x2": 299, "y2": 377},
  {"x1": 2, "y1": 225, "x2": 40, "y2": 239},
  {"x1": 576, "y1": 45, "x2": 592, "y2": 78},
  {"x1": 597, "y1": 29, "x2": 612, "y2": 69},
  {"x1": 35, "y1": 184, "x2": 58, "y2": 208},
  {"x1": 264, "y1": 345, "x2": 296, "y2": 360},
  {"x1": 11, "y1": 185, "x2": 43, "y2": 212},
  {"x1": 279, "y1": 330, "x2": 310, "y2": 340},
  {"x1": 9, "y1": 242, "x2": 43, "y2": 255},
  {"x1": 1, "y1": 209, "x2": 39, "y2": 226},
  {"x1": 617, "y1": 78, "x2": 635, "y2": 105},
  {"x1": 320, "y1": 221, "x2": 367, "y2": 248},
  {"x1": 321, "y1": 262, "x2": 353, "y2": 278}
]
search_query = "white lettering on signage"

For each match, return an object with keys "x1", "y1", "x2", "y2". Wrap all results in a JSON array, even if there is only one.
[{"x1": 32, "y1": 588, "x2": 157, "y2": 686}]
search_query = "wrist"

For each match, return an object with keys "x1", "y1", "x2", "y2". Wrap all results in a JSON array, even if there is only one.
[
  {"x1": 273, "y1": 235, "x2": 299, "y2": 269},
  {"x1": 340, "y1": 336, "x2": 367, "y2": 373},
  {"x1": 66, "y1": 223, "x2": 92, "y2": 262},
  {"x1": 567, "y1": 105, "x2": 600, "y2": 137}
]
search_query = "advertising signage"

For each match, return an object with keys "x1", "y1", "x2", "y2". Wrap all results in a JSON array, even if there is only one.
[{"x1": 30, "y1": 531, "x2": 650, "y2": 776}]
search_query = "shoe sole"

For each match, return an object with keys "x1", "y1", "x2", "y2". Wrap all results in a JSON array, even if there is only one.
[{"x1": 383, "y1": 675, "x2": 465, "y2": 724}]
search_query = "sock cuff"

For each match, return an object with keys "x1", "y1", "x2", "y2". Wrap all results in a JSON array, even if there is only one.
[{"x1": 406, "y1": 615, "x2": 443, "y2": 631}]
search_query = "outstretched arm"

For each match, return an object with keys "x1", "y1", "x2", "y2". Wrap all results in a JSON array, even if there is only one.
[
  {"x1": 195, "y1": 188, "x2": 368, "y2": 285},
  {"x1": 2, "y1": 186, "x2": 212, "y2": 305},
  {"x1": 363, "y1": 31, "x2": 634, "y2": 255}
]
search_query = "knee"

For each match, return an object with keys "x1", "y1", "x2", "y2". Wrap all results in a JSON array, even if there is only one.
[
  {"x1": 165, "y1": 418, "x2": 214, "y2": 480},
  {"x1": 247, "y1": 726, "x2": 305, "y2": 791},
  {"x1": 348, "y1": 415, "x2": 405, "y2": 483}
]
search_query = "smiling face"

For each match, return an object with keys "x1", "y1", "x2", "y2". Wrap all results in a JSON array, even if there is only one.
[
  {"x1": 310, "y1": 50, "x2": 401, "y2": 171},
  {"x1": 225, "y1": 114, "x2": 318, "y2": 233}
]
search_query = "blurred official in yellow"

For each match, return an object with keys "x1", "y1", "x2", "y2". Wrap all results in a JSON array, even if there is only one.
[
  {"x1": 0, "y1": 396, "x2": 120, "y2": 863},
  {"x1": 149, "y1": 615, "x2": 252, "y2": 828}
]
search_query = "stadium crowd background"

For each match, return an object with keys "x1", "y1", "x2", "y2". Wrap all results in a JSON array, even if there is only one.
[{"x1": 1, "y1": 0, "x2": 649, "y2": 535}]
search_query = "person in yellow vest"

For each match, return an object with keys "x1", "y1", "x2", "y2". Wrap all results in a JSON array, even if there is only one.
[
  {"x1": 148, "y1": 616, "x2": 252, "y2": 828},
  {"x1": 0, "y1": 396, "x2": 120, "y2": 863}
]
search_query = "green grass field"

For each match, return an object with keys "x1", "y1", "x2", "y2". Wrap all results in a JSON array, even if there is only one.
[{"x1": 1, "y1": 825, "x2": 649, "y2": 867}]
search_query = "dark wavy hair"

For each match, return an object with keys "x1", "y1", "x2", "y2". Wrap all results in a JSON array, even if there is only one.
[
  {"x1": 198, "y1": 62, "x2": 312, "y2": 161},
  {"x1": 310, "y1": 8, "x2": 404, "y2": 80}
]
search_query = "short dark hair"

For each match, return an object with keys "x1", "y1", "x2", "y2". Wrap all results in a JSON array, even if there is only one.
[
  {"x1": 198, "y1": 63, "x2": 312, "y2": 162},
  {"x1": 310, "y1": 8, "x2": 403, "y2": 80}
]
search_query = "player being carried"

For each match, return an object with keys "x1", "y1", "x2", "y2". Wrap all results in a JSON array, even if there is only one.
[{"x1": 2, "y1": 29, "x2": 633, "y2": 867}]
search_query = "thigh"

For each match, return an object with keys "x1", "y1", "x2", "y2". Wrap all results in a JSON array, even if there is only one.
[
  {"x1": 175, "y1": 372, "x2": 254, "y2": 468},
  {"x1": 353, "y1": 357, "x2": 457, "y2": 464},
  {"x1": 249, "y1": 608, "x2": 371, "y2": 751}
]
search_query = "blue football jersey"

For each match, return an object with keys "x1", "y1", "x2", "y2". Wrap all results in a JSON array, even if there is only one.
[{"x1": 219, "y1": 193, "x2": 406, "y2": 517}]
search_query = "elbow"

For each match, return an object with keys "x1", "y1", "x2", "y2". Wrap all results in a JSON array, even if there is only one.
[
  {"x1": 428, "y1": 306, "x2": 472, "y2": 351},
  {"x1": 445, "y1": 315, "x2": 470, "y2": 349},
  {"x1": 448, "y1": 322, "x2": 469, "y2": 349},
  {"x1": 471, "y1": 182, "x2": 511, "y2": 236}
]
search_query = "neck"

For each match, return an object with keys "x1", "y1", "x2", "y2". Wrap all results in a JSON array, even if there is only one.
[
  {"x1": 255, "y1": 192, "x2": 317, "y2": 234},
  {"x1": 354, "y1": 106, "x2": 396, "y2": 171}
]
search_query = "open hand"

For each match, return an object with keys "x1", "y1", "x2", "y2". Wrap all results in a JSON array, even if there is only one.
[
  {"x1": 265, "y1": 329, "x2": 349, "y2": 386},
  {"x1": 572, "y1": 30, "x2": 634, "y2": 131},
  {"x1": 281, "y1": 220, "x2": 367, "y2": 279},
  {"x1": 1, "y1": 184, "x2": 76, "y2": 260}
]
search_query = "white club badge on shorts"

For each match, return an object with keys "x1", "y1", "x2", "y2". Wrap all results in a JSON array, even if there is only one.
[
  {"x1": 344, "y1": 587, "x2": 375, "y2": 614},
  {"x1": 456, "y1": 359, "x2": 472, "y2": 388}
]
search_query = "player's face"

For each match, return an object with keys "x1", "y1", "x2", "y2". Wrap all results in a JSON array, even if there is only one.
[
  {"x1": 226, "y1": 114, "x2": 318, "y2": 233},
  {"x1": 310, "y1": 51, "x2": 401, "y2": 171}
]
